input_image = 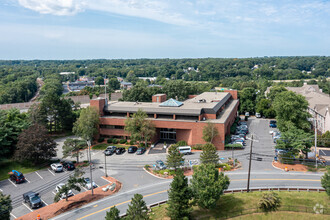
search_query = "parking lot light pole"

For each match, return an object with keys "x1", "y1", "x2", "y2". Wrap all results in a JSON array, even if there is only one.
[
  {"x1": 87, "y1": 140, "x2": 94, "y2": 196},
  {"x1": 247, "y1": 135, "x2": 253, "y2": 193},
  {"x1": 104, "y1": 153, "x2": 108, "y2": 177},
  {"x1": 314, "y1": 117, "x2": 318, "y2": 169}
]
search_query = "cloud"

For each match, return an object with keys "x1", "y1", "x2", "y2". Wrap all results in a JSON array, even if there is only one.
[{"x1": 17, "y1": 0, "x2": 85, "y2": 16}]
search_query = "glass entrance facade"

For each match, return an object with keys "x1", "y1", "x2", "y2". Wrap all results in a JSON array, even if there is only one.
[{"x1": 160, "y1": 128, "x2": 176, "y2": 140}]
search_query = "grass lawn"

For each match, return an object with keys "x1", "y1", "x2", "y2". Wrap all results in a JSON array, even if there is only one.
[
  {"x1": 149, "y1": 192, "x2": 329, "y2": 219},
  {"x1": 92, "y1": 143, "x2": 137, "y2": 150},
  {"x1": 230, "y1": 212, "x2": 328, "y2": 220},
  {"x1": 0, "y1": 159, "x2": 46, "y2": 181}
]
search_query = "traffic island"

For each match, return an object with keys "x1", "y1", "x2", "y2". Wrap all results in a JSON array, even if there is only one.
[
  {"x1": 16, "y1": 176, "x2": 122, "y2": 220},
  {"x1": 272, "y1": 161, "x2": 309, "y2": 172}
]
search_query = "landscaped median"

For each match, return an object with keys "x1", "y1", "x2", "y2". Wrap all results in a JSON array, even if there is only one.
[{"x1": 16, "y1": 176, "x2": 122, "y2": 220}]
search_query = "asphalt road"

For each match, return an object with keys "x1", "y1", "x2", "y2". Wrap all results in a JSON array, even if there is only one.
[{"x1": 51, "y1": 118, "x2": 325, "y2": 220}]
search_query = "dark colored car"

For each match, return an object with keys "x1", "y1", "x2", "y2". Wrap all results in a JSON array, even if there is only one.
[
  {"x1": 23, "y1": 191, "x2": 42, "y2": 209},
  {"x1": 128, "y1": 146, "x2": 138, "y2": 153},
  {"x1": 104, "y1": 146, "x2": 117, "y2": 156},
  {"x1": 269, "y1": 120, "x2": 277, "y2": 128},
  {"x1": 156, "y1": 160, "x2": 166, "y2": 170},
  {"x1": 136, "y1": 148, "x2": 146, "y2": 155},
  {"x1": 116, "y1": 147, "x2": 126, "y2": 155},
  {"x1": 61, "y1": 161, "x2": 75, "y2": 171},
  {"x1": 10, "y1": 170, "x2": 25, "y2": 184}
]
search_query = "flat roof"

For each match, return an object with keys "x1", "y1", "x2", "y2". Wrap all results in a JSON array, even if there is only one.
[{"x1": 105, "y1": 92, "x2": 231, "y2": 116}]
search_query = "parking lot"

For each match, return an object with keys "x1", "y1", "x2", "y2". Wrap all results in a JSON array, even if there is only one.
[{"x1": 0, "y1": 166, "x2": 110, "y2": 219}]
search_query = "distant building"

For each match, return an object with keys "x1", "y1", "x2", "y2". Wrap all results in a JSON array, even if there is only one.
[
  {"x1": 120, "y1": 81, "x2": 133, "y2": 90},
  {"x1": 148, "y1": 84, "x2": 162, "y2": 88},
  {"x1": 266, "y1": 83, "x2": 330, "y2": 134},
  {"x1": 68, "y1": 81, "x2": 94, "y2": 92},
  {"x1": 60, "y1": 72, "x2": 75, "y2": 75},
  {"x1": 138, "y1": 77, "x2": 157, "y2": 82},
  {"x1": 91, "y1": 91, "x2": 239, "y2": 150},
  {"x1": 117, "y1": 77, "x2": 124, "y2": 82}
]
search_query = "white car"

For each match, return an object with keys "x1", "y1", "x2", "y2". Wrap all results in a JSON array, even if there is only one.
[
  {"x1": 51, "y1": 163, "x2": 63, "y2": 172},
  {"x1": 55, "y1": 183, "x2": 73, "y2": 199},
  {"x1": 84, "y1": 178, "x2": 98, "y2": 190},
  {"x1": 256, "y1": 113, "x2": 261, "y2": 118}
]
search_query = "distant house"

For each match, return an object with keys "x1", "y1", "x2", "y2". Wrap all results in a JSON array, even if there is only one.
[
  {"x1": 120, "y1": 81, "x2": 133, "y2": 90},
  {"x1": 60, "y1": 72, "x2": 75, "y2": 75},
  {"x1": 266, "y1": 83, "x2": 330, "y2": 134},
  {"x1": 138, "y1": 77, "x2": 157, "y2": 82},
  {"x1": 68, "y1": 81, "x2": 94, "y2": 92},
  {"x1": 148, "y1": 84, "x2": 162, "y2": 88},
  {"x1": 117, "y1": 77, "x2": 124, "y2": 82}
]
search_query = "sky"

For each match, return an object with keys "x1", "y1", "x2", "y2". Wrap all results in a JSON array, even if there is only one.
[{"x1": 0, "y1": 0, "x2": 330, "y2": 59}]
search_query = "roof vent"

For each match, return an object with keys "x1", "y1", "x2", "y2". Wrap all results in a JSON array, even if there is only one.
[{"x1": 198, "y1": 99, "x2": 206, "y2": 103}]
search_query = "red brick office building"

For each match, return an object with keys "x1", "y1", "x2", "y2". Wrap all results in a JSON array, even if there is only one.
[{"x1": 91, "y1": 91, "x2": 239, "y2": 150}]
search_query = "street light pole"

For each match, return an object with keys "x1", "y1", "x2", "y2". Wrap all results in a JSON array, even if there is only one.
[
  {"x1": 104, "y1": 153, "x2": 108, "y2": 177},
  {"x1": 247, "y1": 135, "x2": 253, "y2": 193},
  {"x1": 315, "y1": 117, "x2": 318, "y2": 169},
  {"x1": 87, "y1": 140, "x2": 94, "y2": 196}
]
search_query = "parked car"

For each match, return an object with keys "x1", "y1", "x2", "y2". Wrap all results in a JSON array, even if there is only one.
[
  {"x1": 229, "y1": 141, "x2": 244, "y2": 146},
  {"x1": 128, "y1": 146, "x2": 138, "y2": 153},
  {"x1": 155, "y1": 160, "x2": 166, "y2": 170},
  {"x1": 238, "y1": 121, "x2": 247, "y2": 126},
  {"x1": 104, "y1": 146, "x2": 117, "y2": 156},
  {"x1": 115, "y1": 147, "x2": 126, "y2": 155},
  {"x1": 51, "y1": 163, "x2": 63, "y2": 172},
  {"x1": 178, "y1": 146, "x2": 192, "y2": 155},
  {"x1": 84, "y1": 177, "x2": 97, "y2": 190},
  {"x1": 23, "y1": 191, "x2": 42, "y2": 209},
  {"x1": 9, "y1": 170, "x2": 25, "y2": 184},
  {"x1": 61, "y1": 161, "x2": 75, "y2": 171},
  {"x1": 237, "y1": 125, "x2": 248, "y2": 130},
  {"x1": 245, "y1": 112, "x2": 250, "y2": 117},
  {"x1": 231, "y1": 135, "x2": 245, "y2": 142},
  {"x1": 269, "y1": 120, "x2": 277, "y2": 128},
  {"x1": 233, "y1": 139, "x2": 246, "y2": 146},
  {"x1": 136, "y1": 148, "x2": 146, "y2": 155},
  {"x1": 55, "y1": 183, "x2": 74, "y2": 199},
  {"x1": 256, "y1": 113, "x2": 261, "y2": 118}
]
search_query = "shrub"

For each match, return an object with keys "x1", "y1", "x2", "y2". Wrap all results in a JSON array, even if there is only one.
[
  {"x1": 216, "y1": 163, "x2": 231, "y2": 171},
  {"x1": 225, "y1": 135, "x2": 231, "y2": 144},
  {"x1": 112, "y1": 138, "x2": 118, "y2": 144},
  {"x1": 119, "y1": 139, "x2": 127, "y2": 144},
  {"x1": 144, "y1": 164, "x2": 150, "y2": 169},
  {"x1": 107, "y1": 138, "x2": 113, "y2": 144},
  {"x1": 176, "y1": 140, "x2": 188, "y2": 146},
  {"x1": 98, "y1": 137, "x2": 105, "y2": 143},
  {"x1": 129, "y1": 140, "x2": 135, "y2": 145},
  {"x1": 72, "y1": 161, "x2": 77, "y2": 164},
  {"x1": 139, "y1": 143, "x2": 145, "y2": 148},
  {"x1": 192, "y1": 144, "x2": 203, "y2": 150},
  {"x1": 225, "y1": 144, "x2": 244, "y2": 149},
  {"x1": 230, "y1": 123, "x2": 237, "y2": 134},
  {"x1": 259, "y1": 192, "x2": 281, "y2": 212}
]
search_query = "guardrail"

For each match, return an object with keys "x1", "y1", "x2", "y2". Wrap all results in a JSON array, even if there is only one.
[{"x1": 119, "y1": 187, "x2": 326, "y2": 218}]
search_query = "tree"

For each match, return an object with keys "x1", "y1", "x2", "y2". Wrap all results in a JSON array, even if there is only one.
[
  {"x1": 125, "y1": 109, "x2": 155, "y2": 146},
  {"x1": 95, "y1": 76, "x2": 104, "y2": 86},
  {"x1": 14, "y1": 123, "x2": 56, "y2": 164},
  {"x1": 0, "y1": 192, "x2": 12, "y2": 220},
  {"x1": 321, "y1": 167, "x2": 330, "y2": 196},
  {"x1": 73, "y1": 106, "x2": 100, "y2": 145},
  {"x1": 200, "y1": 143, "x2": 219, "y2": 165},
  {"x1": 105, "y1": 206, "x2": 120, "y2": 220},
  {"x1": 239, "y1": 87, "x2": 256, "y2": 114},
  {"x1": 255, "y1": 98, "x2": 276, "y2": 118},
  {"x1": 202, "y1": 122, "x2": 219, "y2": 143},
  {"x1": 126, "y1": 193, "x2": 149, "y2": 220},
  {"x1": 54, "y1": 171, "x2": 86, "y2": 202},
  {"x1": 273, "y1": 91, "x2": 310, "y2": 132},
  {"x1": 166, "y1": 145, "x2": 184, "y2": 170},
  {"x1": 62, "y1": 139, "x2": 86, "y2": 163},
  {"x1": 258, "y1": 192, "x2": 281, "y2": 212},
  {"x1": 267, "y1": 86, "x2": 287, "y2": 101},
  {"x1": 167, "y1": 169, "x2": 192, "y2": 219},
  {"x1": 108, "y1": 77, "x2": 120, "y2": 90},
  {"x1": 191, "y1": 164, "x2": 230, "y2": 209}
]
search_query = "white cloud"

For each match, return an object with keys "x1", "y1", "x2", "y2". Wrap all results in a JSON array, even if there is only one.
[{"x1": 17, "y1": 0, "x2": 85, "y2": 16}]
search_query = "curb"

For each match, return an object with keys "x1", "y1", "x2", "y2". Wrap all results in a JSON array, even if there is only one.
[
  {"x1": 143, "y1": 167, "x2": 168, "y2": 180},
  {"x1": 272, "y1": 161, "x2": 286, "y2": 171}
]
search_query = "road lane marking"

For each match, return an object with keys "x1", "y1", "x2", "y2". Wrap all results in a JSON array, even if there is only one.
[
  {"x1": 101, "y1": 176, "x2": 112, "y2": 184},
  {"x1": 8, "y1": 179, "x2": 17, "y2": 187},
  {"x1": 10, "y1": 213, "x2": 17, "y2": 219},
  {"x1": 48, "y1": 169, "x2": 56, "y2": 176},
  {"x1": 41, "y1": 199, "x2": 48, "y2": 206},
  {"x1": 52, "y1": 191, "x2": 57, "y2": 195},
  {"x1": 25, "y1": 178, "x2": 31, "y2": 183},
  {"x1": 76, "y1": 190, "x2": 168, "y2": 220},
  {"x1": 22, "y1": 202, "x2": 33, "y2": 212},
  {"x1": 35, "y1": 171, "x2": 43, "y2": 179},
  {"x1": 231, "y1": 178, "x2": 320, "y2": 182}
]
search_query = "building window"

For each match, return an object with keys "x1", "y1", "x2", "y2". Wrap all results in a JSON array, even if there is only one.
[{"x1": 100, "y1": 125, "x2": 124, "y2": 129}]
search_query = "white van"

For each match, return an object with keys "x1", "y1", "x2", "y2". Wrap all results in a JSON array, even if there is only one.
[{"x1": 178, "y1": 146, "x2": 192, "y2": 155}]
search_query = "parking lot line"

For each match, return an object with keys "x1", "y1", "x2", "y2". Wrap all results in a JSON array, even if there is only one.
[
  {"x1": 8, "y1": 179, "x2": 17, "y2": 187},
  {"x1": 22, "y1": 202, "x2": 33, "y2": 212},
  {"x1": 10, "y1": 213, "x2": 17, "y2": 219},
  {"x1": 35, "y1": 171, "x2": 43, "y2": 179},
  {"x1": 41, "y1": 199, "x2": 48, "y2": 206},
  {"x1": 25, "y1": 178, "x2": 31, "y2": 183},
  {"x1": 80, "y1": 184, "x2": 87, "y2": 191},
  {"x1": 48, "y1": 168, "x2": 56, "y2": 176},
  {"x1": 101, "y1": 176, "x2": 112, "y2": 184}
]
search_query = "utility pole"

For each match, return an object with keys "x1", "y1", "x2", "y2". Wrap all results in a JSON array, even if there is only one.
[
  {"x1": 232, "y1": 145, "x2": 235, "y2": 167},
  {"x1": 87, "y1": 140, "x2": 94, "y2": 195},
  {"x1": 315, "y1": 117, "x2": 318, "y2": 169},
  {"x1": 247, "y1": 135, "x2": 253, "y2": 192},
  {"x1": 104, "y1": 153, "x2": 108, "y2": 177}
]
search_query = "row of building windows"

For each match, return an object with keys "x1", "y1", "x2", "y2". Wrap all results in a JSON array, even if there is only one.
[{"x1": 100, "y1": 125, "x2": 125, "y2": 129}]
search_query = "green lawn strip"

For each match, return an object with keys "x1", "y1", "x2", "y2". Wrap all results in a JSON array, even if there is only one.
[
  {"x1": 149, "y1": 192, "x2": 329, "y2": 219},
  {"x1": 0, "y1": 159, "x2": 46, "y2": 181},
  {"x1": 92, "y1": 143, "x2": 137, "y2": 150},
  {"x1": 230, "y1": 211, "x2": 326, "y2": 220},
  {"x1": 149, "y1": 204, "x2": 169, "y2": 220}
]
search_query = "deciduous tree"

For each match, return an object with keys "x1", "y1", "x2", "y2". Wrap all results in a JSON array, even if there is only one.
[
  {"x1": 202, "y1": 122, "x2": 219, "y2": 143},
  {"x1": 62, "y1": 139, "x2": 86, "y2": 163},
  {"x1": 321, "y1": 167, "x2": 330, "y2": 196},
  {"x1": 191, "y1": 164, "x2": 230, "y2": 209}
]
